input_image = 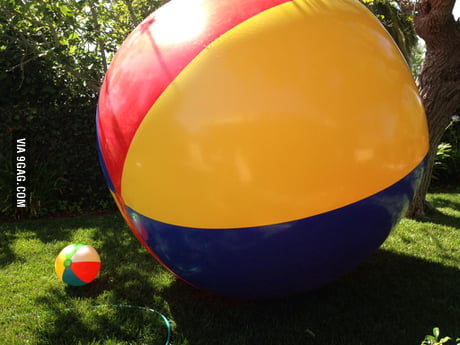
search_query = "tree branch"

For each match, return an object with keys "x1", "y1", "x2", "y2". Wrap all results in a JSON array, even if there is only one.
[
  {"x1": 415, "y1": 0, "x2": 459, "y2": 47},
  {"x1": 408, "y1": 0, "x2": 460, "y2": 217},
  {"x1": 7, "y1": 1, "x2": 103, "y2": 92},
  {"x1": 89, "y1": 1, "x2": 108, "y2": 72},
  {"x1": 13, "y1": 30, "x2": 101, "y2": 91},
  {"x1": 123, "y1": 0, "x2": 139, "y2": 27}
]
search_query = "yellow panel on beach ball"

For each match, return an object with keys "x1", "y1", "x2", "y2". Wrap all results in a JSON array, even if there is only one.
[{"x1": 121, "y1": 0, "x2": 428, "y2": 229}]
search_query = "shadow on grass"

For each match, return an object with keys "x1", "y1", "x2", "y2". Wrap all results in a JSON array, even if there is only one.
[
  {"x1": 35, "y1": 246, "x2": 460, "y2": 345},
  {"x1": 9, "y1": 213, "x2": 459, "y2": 345},
  {"x1": 0, "y1": 214, "x2": 120, "y2": 267},
  {"x1": 417, "y1": 213, "x2": 460, "y2": 232},
  {"x1": 430, "y1": 196, "x2": 460, "y2": 212},
  {"x1": 162, "y1": 249, "x2": 460, "y2": 345},
  {"x1": 27, "y1": 293, "x2": 169, "y2": 345},
  {"x1": 422, "y1": 213, "x2": 460, "y2": 230},
  {"x1": 28, "y1": 294, "x2": 169, "y2": 345},
  {"x1": 27, "y1": 215, "x2": 170, "y2": 345},
  {"x1": 0, "y1": 229, "x2": 19, "y2": 267},
  {"x1": 424, "y1": 190, "x2": 460, "y2": 229}
]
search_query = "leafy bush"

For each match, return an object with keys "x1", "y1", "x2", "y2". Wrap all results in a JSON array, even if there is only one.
[
  {"x1": 421, "y1": 327, "x2": 460, "y2": 345},
  {"x1": 0, "y1": 51, "x2": 115, "y2": 221},
  {"x1": 432, "y1": 116, "x2": 460, "y2": 186}
]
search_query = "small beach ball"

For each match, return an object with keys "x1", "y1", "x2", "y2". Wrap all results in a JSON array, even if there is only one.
[{"x1": 55, "y1": 244, "x2": 101, "y2": 286}]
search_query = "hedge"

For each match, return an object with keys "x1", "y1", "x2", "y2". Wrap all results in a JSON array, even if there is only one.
[{"x1": 1, "y1": 56, "x2": 115, "y2": 221}]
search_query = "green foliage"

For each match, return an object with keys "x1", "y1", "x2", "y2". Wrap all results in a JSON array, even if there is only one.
[
  {"x1": 0, "y1": 0, "x2": 168, "y2": 92},
  {"x1": 421, "y1": 328, "x2": 460, "y2": 345},
  {"x1": 0, "y1": 39, "x2": 112, "y2": 219},
  {"x1": 0, "y1": 102, "x2": 115, "y2": 219},
  {"x1": 0, "y1": 0, "x2": 168, "y2": 220},
  {"x1": 434, "y1": 142, "x2": 453, "y2": 179},
  {"x1": 432, "y1": 117, "x2": 460, "y2": 186},
  {"x1": 361, "y1": 0, "x2": 419, "y2": 67},
  {"x1": 411, "y1": 40, "x2": 426, "y2": 76}
]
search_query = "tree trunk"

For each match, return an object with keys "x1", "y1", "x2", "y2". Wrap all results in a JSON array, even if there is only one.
[{"x1": 406, "y1": 0, "x2": 460, "y2": 218}]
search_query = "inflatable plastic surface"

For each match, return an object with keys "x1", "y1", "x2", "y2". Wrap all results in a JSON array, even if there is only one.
[
  {"x1": 96, "y1": 0, "x2": 429, "y2": 298},
  {"x1": 55, "y1": 244, "x2": 101, "y2": 286}
]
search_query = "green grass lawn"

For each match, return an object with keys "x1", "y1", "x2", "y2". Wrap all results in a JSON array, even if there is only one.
[{"x1": 1, "y1": 190, "x2": 459, "y2": 345}]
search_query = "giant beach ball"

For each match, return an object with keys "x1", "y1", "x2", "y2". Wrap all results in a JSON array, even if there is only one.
[{"x1": 96, "y1": 0, "x2": 429, "y2": 298}]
